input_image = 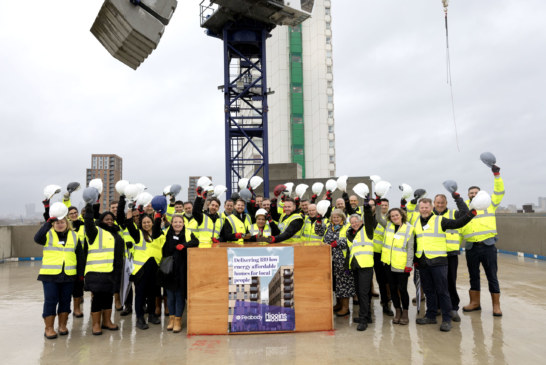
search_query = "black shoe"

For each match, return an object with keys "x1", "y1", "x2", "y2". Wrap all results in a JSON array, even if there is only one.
[
  {"x1": 335, "y1": 311, "x2": 350, "y2": 317},
  {"x1": 366, "y1": 316, "x2": 373, "y2": 324},
  {"x1": 149, "y1": 314, "x2": 161, "y2": 325},
  {"x1": 120, "y1": 307, "x2": 133, "y2": 317},
  {"x1": 101, "y1": 325, "x2": 119, "y2": 331},
  {"x1": 451, "y1": 310, "x2": 461, "y2": 322},
  {"x1": 440, "y1": 321, "x2": 452, "y2": 332},
  {"x1": 357, "y1": 322, "x2": 368, "y2": 331},
  {"x1": 382, "y1": 305, "x2": 394, "y2": 316},
  {"x1": 136, "y1": 317, "x2": 149, "y2": 330},
  {"x1": 416, "y1": 317, "x2": 437, "y2": 325}
]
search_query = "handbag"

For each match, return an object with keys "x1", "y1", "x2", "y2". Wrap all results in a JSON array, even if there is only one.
[{"x1": 159, "y1": 255, "x2": 174, "y2": 275}]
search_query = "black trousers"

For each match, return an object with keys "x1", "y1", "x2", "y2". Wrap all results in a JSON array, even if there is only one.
[
  {"x1": 91, "y1": 291, "x2": 113, "y2": 312},
  {"x1": 72, "y1": 279, "x2": 84, "y2": 298},
  {"x1": 420, "y1": 264, "x2": 452, "y2": 322},
  {"x1": 466, "y1": 244, "x2": 500, "y2": 293},
  {"x1": 134, "y1": 265, "x2": 157, "y2": 318},
  {"x1": 354, "y1": 267, "x2": 374, "y2": 321},
  {"x1": 447, "y1": 255, "x2": 460, "y2": 310},
  {"x1": 373, "y1": 253, "x2": 390, "y2": 305},
  {"x1": 384, "y1": 268, "x2": 410, "y2": 310}
]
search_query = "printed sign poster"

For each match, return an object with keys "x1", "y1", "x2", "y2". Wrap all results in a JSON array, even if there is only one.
[{"x1": 227, "y1": 247, "x2": 295, "y2": 333}]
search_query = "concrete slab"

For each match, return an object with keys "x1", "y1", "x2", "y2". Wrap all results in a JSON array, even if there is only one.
[{"x1": 1, "y1": 253, "x2": 545, "y2": 364}]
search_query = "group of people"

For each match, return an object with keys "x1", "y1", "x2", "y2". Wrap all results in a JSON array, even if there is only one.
[{"x1": 34, "y1": 161, "x2": 505, "y2": 338}]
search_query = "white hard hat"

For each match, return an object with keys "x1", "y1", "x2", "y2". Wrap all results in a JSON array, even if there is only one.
[
  {"x1": 135, "y1": 183, "x2": 146, "y2": 195},
  {"x1": 480, "y1": 152, "x2": 496, "y2": 168},
  {"x1": 469, "y1": 191, "x2": 491, "y2": 210},
  {"x1": 399, "y1": 183, "x2": 413, "y2": 199},
  {"x1": 336, "y1": 175, "x2": 348, "y2": 192},
  {"x1": 197, "y1": 176, "x2": 212, "y2": 189},
  {"x1": 311, "y1": 182, "x2": 324, "y2": 196},
  {"x1": 116, "y1": 180, "x2": 129, "y2": 195},
  {"x1": 255, "y1": 208, "x2": 268, "y2": 218},
  {"x1": 295, "y1": 184, "x2": 309, "y2": 198},
  {"x1": 353, "y1": 183, "x2": 369, "y2": 199},
  {"x1": 89, "y1": 178, "x2": 103, "y2": 194},
  {"x1": 170, "y1": 184, "x2": 182, "y2": 197},
  {"x1": 316, "y1": 200, "x2": 331, "y2": 216},
  {"x1": 325, "y1": 179, "x2": 337, "y2": 193},
  {"x1": 163, "y1": 185, "x2": 172, "y2": 195},
  {"x1": 124, "y1": 184, "x2": 139, "y2": 201},
  {"x1": 249, "y1": 176, "x2": 263, "y2": 190},
  {"x1": 370, "y1": 175, "x2": 381, "y2": 184},
  {"x1": 43, "y1": 184, "x2": 62, "y2": 200},
  {"x1": 375, "y1": 180, "x2": 392, "y2": 198},
  {"x1": 136, "y1": 192, "x2": 153, "y2": 207},
  {"x1": 50, "y1": 202, "x2": 68, "y2": 220},
  {"x1": 284, "y1": 182, "x2": 294, "y2": 196},
  {"x1": 238, "y1": 178, "x2": 249, "y2": 191},
  {"x1": 213, "y1": 185, "x2": 227, "y2": 198},
  {"x1": 205, "y1": 185, "x2": 215, "y2": 194}
]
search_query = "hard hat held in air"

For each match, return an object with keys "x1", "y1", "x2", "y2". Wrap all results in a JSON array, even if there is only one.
[
  {"x1": 239, "y1": 188, "x2": 252, "y2": 203},
  {"x1": 43, "y1": 184, "x2": 62, "y2": 200},
  {"x1": 249, "y1": 176, "x2": 263, "y2": 190},
  {"x1": 136, "y1": 192, "x2": 153, "y2": 207},
  {"x1": 336, "y1": 175, "x2": 348, "y2": 192},
  {"x1": 66, "y1": 182, "x2": 81, "y2": 194},
  {"x1": 213, "y1": 185, "x2": 227, "y2": 198},
  {"x1": 312, "y1": 182, "x2": 324, "y2": 196},
  {"x1": 82, "y1": 187, "x2": 100, "y2": 204},
  {"x1": 89, "y1": 178, "x2": 103, "y2": 194},
  {"x1": 353, "y1": 183, "x2": 370, "y2": 199},
  {"x1": 255, "y1": 208, "x2": 268, "y2": 218},
  {"x1": 370, "y1": 175, "x2": 381, "y2": 185},
  {"x1": 284, "y1": 182, "x2": 294, "y2": 196},
  {"x1": 325, "y1": 179, "x2": 337, "y2": 193},
  {"x1": 197, "y1": 176, "x2": 212, "y2": 189},
  {"x1": 295, "y1": 184, "x2": 309, "y2": 199},
  {"x1": 375, "y1": 180, "x2": 392, "y2": 198},
  {"x1": 480, "y1": 151, "x2": 497, "y2": 168},
  {"x1": 238, "y1": 178, "x2": 249, "y2": 191},
  {"x1": 163, "y1": 185, "x2": 172, "y2": 195},
  {"x1": 273, "y1": 184, "x2": 286, "y2": 197},
  {"x1": 442, "y1": 180, "x2": 458, "y2": 194},
  {"x1": 50, "y1": 202, "x2": 69, "y2": 220},
  {"x1": 135, "y1": 183, "x2": 147, "y2": 196},
  {"x1": 151, "y1": 195, "x2": 168, "y2": 213},
  {"x1": 115, "y1": 180, "x2": 129, "y2": 195},
  {"x1": 170, "y1": 184, "x2": 182, "y2": 197},
  {"x1": 316, "y1": 200, "x2": 331, "y2": 216},
  {"x1": 470, "y1": 191, "x2": 492, "y2": 210},
  {"x1": 205, "y1": 185, "x2": 215, "y2": 195},
  {"x1": 398, "y1": 183, "x2": 413, "y2": 199},
  {"x1": 124, "y1": 184, "x2": 140, "y2": 201}
]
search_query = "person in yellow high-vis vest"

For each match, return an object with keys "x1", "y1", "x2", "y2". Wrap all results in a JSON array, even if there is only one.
[
  {"x1": 34, "y1": 207, "x2": 81, "y2": 339},
  {"x1": 83, "y1": 204, "x2": 125, "y2": 335},
  {"x1": 66, "y1": 206, "x2": 86, "y2": 319},
  {"x1": 268, "y1": 198, "x2": 304, "y2": 243},
  {"x1": 299, "y1": 204, "x2": 324, "y2": 242},
  {"x1": 376, "y1": 207, "x2": 414, "y2": 325},
  {"x1": 192, "y1": 191, "x2": 223, "y2": 247},
  {"x1": 245, "y1": 209, "x2": 280, "y2": 242},
  {"x1": 462, "y1": 164, "x2": 505, "y2": 317},
  {"x1": 414, "y1": 196, "x2": 475, "y2": 332},
  {"x1": 315, "y1": 209, "x2": 354, "y2": 317},
  {"x1": 221, "y1": 199, "x2": 251, "y2": 244}
]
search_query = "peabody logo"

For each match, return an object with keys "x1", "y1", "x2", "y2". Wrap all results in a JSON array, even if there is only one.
[
  {"x1": 265, "y1": 312, "x2": 288, "y2": 322},
  {"x1": 236, "y1": 315, "x2": 262, "y2": 321}
]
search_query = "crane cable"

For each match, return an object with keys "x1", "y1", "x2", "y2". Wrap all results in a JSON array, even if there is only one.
[{"x1": 443, "y1": 0, "x2": 460, "y2": 152}]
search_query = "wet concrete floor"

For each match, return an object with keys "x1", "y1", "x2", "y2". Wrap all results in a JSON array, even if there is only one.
[{"x1": 1, "y1": 253, "x2": 545, "y2": 364}]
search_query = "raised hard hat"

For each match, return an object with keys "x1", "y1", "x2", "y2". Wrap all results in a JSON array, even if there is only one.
[
  {"x1": 213, "y1": 185, "x2": 227, "y2": 198},
  {"x1": 249, "y1": 176, "x2": 263, "y2": 190},
  {"x1": 239, "y1": 188, "x2": 252, "y2": 203},
  {"x1": 375, "y1": 180, "x2": 392, "y2": 198},
  {"x1": 124, "y1": 184, "x2": 140, "y2": 201},
  {"x1": 316, "y1": 200, "x2": 331, "y2": 216},
  {"x1": 136, "y1": 192, "x2": 153, "y2": 207},
  {"x1": 66, "y1": 182, "x2": 81, "y2": 194},
  {"x1": 238, "y1": 178, "x2": 249, "y2": 191},
  {"x1": 170, "y1": 184, "x2": 182, "y2": 197},
  {"x1": 230, "y1": 192, "x2": 240, "y2": 201},
  {"x1": 43, "y1": 185, "x2": 62, "y2": 200},
  {"x1": 284, "y1": 182, "x2": 294, "y2": 196},
  {"x1": 197, "y1": 176, "x2": 212, "y2": 189},
  {"x1": 399, "y1": 183, "x2": 413, "y2": 199},
  {"x1": 151, "y1": 195, "x2": 167, "y2": 214},
  {"x1": 49, "y1": 202, "x2": 68, "y2": 220},
  {"x1": 469, "y1": 191, "x2": 491, "y2": 210},
  {"x1": 370, "y1": 175, "x2": 381, "y2": 184},
  {"x1": 273, "y1": 184, "x2": 286, "y2": 197},
  {"x1": 311, "y1": 182, "x2": 324, "y2": 196},
  {"x1": 414, "y1": 188, "x2": 427, "y2": 199},
  {"x1": 480, "y1": 152, "x2": 496, "y2": 168},
  {"x1": 135, "y1": 183, "x2": 146, "y2": 195},
  {"x1": 353, "y1": 183, "x2": 370, "y2": 199},
  {"x1": 163, "y1": 185, "x2": 172, "y2": 195},
  {"x1": 336, "y1": 175, "x2": 348, "y2": 192},
  {"x1": 82, "y1": 187, "x2": 99, "y2": 204},
  {"x1": 442, "y1": 180, "x2": 458, "y2": 194},
  {"x1": 255, "y1": 208, "x2": 268, "y2": 218},
  {"x1": 89, "y1": 178, "x2": 103, "y2": 194},
  {"x1": 205, "y1": 185, "x2": 215, "y2": 194},
  {"x1": 325, "y1": 179, "x2": 337, "y2": 193},
  {"x1": 295, "y1": 184, "x2": 309, "y2": 199},
  {"x1": 115, "y1": 180, "x2": 129, "y2": 195}
]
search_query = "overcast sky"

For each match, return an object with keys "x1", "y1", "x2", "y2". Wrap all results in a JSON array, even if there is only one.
[{"x1": 1, "y1": 0, "x2": 544, "y2": 217}]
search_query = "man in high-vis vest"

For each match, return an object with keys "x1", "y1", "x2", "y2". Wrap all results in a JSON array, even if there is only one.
[
  {"x1": 165, "y1": 200, "x2": 184, "y2": 223},
  {"x1": 221, "y1": 199, "x2": 250, "y2": 244},
  {"x1": 461, "y1": 164, "x2": 505, "y2": 317},
  {"x1": 371, "y1": 197, "x2": 394, "y2": 316},
  {"x1": 268, "y1": 198, "x2": 304, "y2": 243},
  {"x1": 414, "y1": 196, "x2": 475, "y2": 332},
  {"x1": 192, "y1": 191, "x2": 223, "y2": 247},
  {"x1": 299, "y1": 204, "x2": 324, "y2": 242},
  {"x1": 433, "y1": 194, "x2": 466, "y2": 322},
  {"x1": 345, "y1": 207, "x2": 375, "y2": 331}
]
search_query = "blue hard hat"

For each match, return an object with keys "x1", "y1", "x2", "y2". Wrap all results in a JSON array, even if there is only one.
[{"x1": 151, "y1": 195, "x2": 168, "y2": 214}]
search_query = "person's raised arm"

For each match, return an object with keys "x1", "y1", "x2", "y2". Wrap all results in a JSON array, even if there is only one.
[{"x1": 84, "y1": 203, "x2": 98, "y2": 244}]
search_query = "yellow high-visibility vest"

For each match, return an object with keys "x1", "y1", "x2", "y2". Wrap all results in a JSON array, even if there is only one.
[
  {"x1": 132, "y1": 231, "x2": 164, "y2": 275},
  {"x1": 40, "y1": 230, "x2": 78, "y2": 276},
  {"x1": 277, "y1": 214, "x2": 304, "y2": 243},
  {"x1": 85, "y1": 228, "x2": 116, "y2": 274},
  {"x1": 414, "y1": 215, "x2": 447, "y2": 259},
  {"x1": 348, "y1": 228, "x2": 374, "y2": 268},
  {"x1": 381, "y1": 223, "x2": 413, "y2": 270},
  {"x1": 226, "y1": 215, "x2": 248, "y2": 244},
  {"x1": 195, "y1": 214, "x2": 223, "y2": 248}
]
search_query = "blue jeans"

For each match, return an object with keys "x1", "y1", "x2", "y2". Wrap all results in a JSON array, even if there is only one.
[
  {"x1": 465, "y1": 244, "x2": 500, "y2": 293},
  {"x1": 420, "y1": 264, "x2": 452, "y2": 323},
  {"x1": 42, "y1": 281, "x2": 74, "y2": 318},
  {"x1": 166, "y1": 289, "x2": 185, "y2": 317}
]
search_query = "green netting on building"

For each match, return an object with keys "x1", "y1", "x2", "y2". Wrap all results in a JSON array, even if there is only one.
[{"x1": 289, "y1": 25, "x2": 305, "y2": 177}]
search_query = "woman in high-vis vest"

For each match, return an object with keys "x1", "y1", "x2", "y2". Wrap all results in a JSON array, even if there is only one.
[
  {"x1": 376, "y1": 207, "x2": 414, "y2": 325},
  {"x1": 84, "y1": 204, "x2": 125, "y2": 335},
  {"x1": 66, "y1": 206, "x2": 86, "y2": 319},
  {"x1": 315, "y1": 209, "x2": 355, "y2": 317},
  {"x1": 34, "y1": 203, "x2": 81, "y2": 339},
  {"x1": 125, "y1": 209, "x2": 164, "y2": 330},
  {"x1": 245, "y1": 209, "x2": 280, "y2": 242},
  {"x1": 156, "y1": 214, "x2": 199, "y2": 333}
]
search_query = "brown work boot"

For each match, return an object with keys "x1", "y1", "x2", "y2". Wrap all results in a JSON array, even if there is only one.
[
  {"x1": 463, "y1": 290, "x2": 481, "y2": 312},
  {"x1": 114, "y1": 292, "x2": 122, "y2": 311},
  {"x1": 399, "y1": 310, "x2": 409, "y2": 325},
  {"x1": 167, "y1": 315, "x2": 175, "y2": 331},
  {"x1": 101, "y1": 309, "x2": 119, "y2": 330},
  {"x1": 335, "y1": 298, "x2": 350, "y2": 316},
  {"x1": 44, "y1": 315, "x2": 58, "y2": 339},
  {"x1": 392, "y1": 308, "x2": 402, "y2": 324},
  {"x1": 333, "y1": 297, "x2": 342, "y2": 312},
  {"x1": 73, "y1": 297, "x2": 83, "y2": 318},
  {"x1": 491, "y1": 293, "x2": 503, "y2": 317},
  {"x1": 173, "y1": 317, "x2": 182, "y2": 333},
  {"x1": 155, "y1": 297, "x2": 162, "y2": 316},
  {"x1": 91, "y1": 311, "x2": 103, "y2": 335},
  {"x1": 58, "y1": 312, "x2": 69, "y2": 335}
]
